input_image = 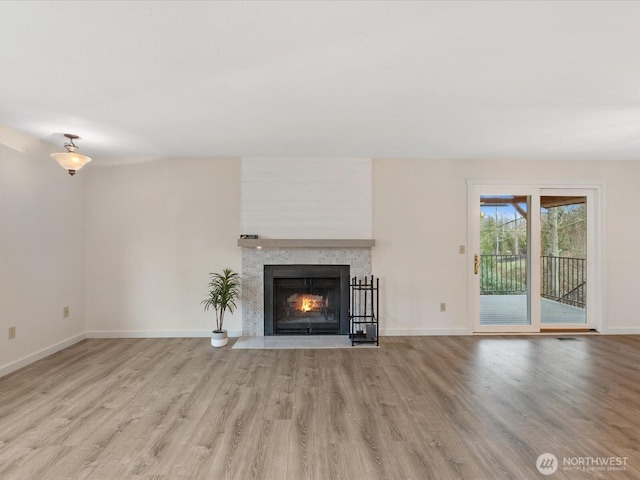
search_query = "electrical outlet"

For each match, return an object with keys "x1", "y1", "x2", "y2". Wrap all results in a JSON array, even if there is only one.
[
  {"x1": 8, "y1": 326, "x2": 16, "y2": 340},
  {"x1": 440, "y1": 303, "x2": 447, "y2": 312},
  {"x1": 459, "y1": 245, "x2": 466, "y2": 254},
  {"x1": 63, "y1": 306, "x2": 70, "y2": 318}
]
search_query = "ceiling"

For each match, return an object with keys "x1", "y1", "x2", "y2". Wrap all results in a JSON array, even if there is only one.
[{"x1": 1, "y1": 1, "x2": 639, "y2": 162}]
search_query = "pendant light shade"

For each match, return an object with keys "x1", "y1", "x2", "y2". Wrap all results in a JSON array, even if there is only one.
[{"x1": 50, "y1": 134, "x2": 91, "y2": 176}]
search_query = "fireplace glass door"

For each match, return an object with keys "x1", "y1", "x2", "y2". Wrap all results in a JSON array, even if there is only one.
[
  {"x1": 273, "y1": 277, "x2": 340, "y2": 334},
  {"x1": 264, "y1": 264, "x2": 349, "y2": 335}
]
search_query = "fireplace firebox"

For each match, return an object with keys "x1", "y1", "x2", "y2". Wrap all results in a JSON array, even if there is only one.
[{"x1": 264, "y1": 265, "x2": 350, "y2": 335}]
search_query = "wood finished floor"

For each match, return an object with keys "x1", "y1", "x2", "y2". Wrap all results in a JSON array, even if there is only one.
[{"x1": 1, "y1": 336, "x2": 639, "y2": 480}]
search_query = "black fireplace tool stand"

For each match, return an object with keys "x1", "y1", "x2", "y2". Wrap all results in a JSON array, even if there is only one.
[{"x1": 349, "y1": 275, "x2": 379, "y2": 346}]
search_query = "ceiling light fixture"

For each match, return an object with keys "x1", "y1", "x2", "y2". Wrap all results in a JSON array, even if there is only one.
[{"x1": 50, "y1": 133, "x2": 92, "y2": 176}]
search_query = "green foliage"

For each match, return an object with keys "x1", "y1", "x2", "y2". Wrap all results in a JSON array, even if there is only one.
[
  {"x1": 481, "y1": 203, "x2": 585, "y2": 258},
  {"x1": 480, "y1": 256, "x2": 526, "y2": 294},
  {"x1": 541, "y1": 204, "x2": 586, "y2": 258},
  {"x1": 201, "y1": 268, "x2": 241, "y2": 333},
  {"x1": 481, "y1": 273, "x2": 526, "y2": 294},
  {"x1": 479, "y1": 200, "x2": 586, "y2": 297},
  {"x1": 480, "y1": 215, "x2": 527, "y2": 255}
]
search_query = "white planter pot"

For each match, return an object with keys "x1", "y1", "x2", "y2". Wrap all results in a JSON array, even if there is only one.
[{"x1": 211, "y1": 330, "x2": 228, "y2": 347}]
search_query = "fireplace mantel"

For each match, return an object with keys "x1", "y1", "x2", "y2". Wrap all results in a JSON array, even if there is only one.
[{"x1": 237, "y1": 238, "x2": 375, "y2": 249}]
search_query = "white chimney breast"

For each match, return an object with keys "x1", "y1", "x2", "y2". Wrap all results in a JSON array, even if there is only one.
[{"x1": 241, "y1": 157, "x2": 372, "y2": 239}]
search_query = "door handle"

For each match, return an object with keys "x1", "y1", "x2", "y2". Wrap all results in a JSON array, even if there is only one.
[{"x1": 474, "y1": 254, "x2": 480, "y2": 275}]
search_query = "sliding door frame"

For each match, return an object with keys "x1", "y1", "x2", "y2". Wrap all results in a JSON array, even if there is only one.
[{"x1": 467, "y1": 181, "x2": 603, "y2": 334}]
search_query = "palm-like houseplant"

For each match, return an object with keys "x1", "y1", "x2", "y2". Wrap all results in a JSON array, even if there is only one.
[{"x1": 202, "y1": 268, "x2": 241, "y2": 347}]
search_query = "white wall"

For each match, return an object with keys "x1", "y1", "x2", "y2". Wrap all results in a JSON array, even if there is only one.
[
  {"x1": 242, "y1": 157, "x2": 372, "y2": 239},
  {"x1": 598, "y1": 162, "x2": 640, "y2": 333},
  {"x1": 373, "y1": 158, "x2": 640, "y2": 335},
  {"x1": 0, "y1": 127, "x2": 86, "y2": 375},
  {"x1": 85, "y1": 157, "x2": 242, "y2": 337},
  {"x1": 4, "y1": 135, "x2": 640, "y2": 378}
]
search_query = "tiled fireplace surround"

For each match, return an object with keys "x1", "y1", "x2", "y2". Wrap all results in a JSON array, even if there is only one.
[{"x1": 241, "y1": 248, "x2": 372, "y2": 336}]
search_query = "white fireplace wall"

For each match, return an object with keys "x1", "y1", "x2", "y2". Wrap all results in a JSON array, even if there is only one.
[
  {"x1": 241, "y1": 248, "x2": 371, "y2": 335},
  {"x1": 240, "y1": 157, "x2": 374, "y2": 336},
  {"x1": 241, "y1": 157, "x2": 372, "y2": 239}
]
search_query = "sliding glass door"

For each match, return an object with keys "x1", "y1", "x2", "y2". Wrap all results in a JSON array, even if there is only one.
[
  {"x1": 469, "y1": 185, "x2": 598, "y2": 333},
  {"x1": 540, "y1": 192, "x2": 588, "y2": 327},
  {"x1": 470, "y1": 187, "x2": 540, "y2": 333}
]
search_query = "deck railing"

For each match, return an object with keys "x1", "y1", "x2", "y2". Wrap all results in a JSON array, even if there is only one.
[
  {"x1": 480, "y1": 254, "x2": 586, "y2": 308},
  {"x1": 480, "y1": 254, "x2": 527, "y2": 295},
  {"x1": 541, "y1": 255, "x2": 586, "y2": 308}
]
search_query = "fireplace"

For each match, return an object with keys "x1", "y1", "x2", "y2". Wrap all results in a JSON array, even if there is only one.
[{"x1": 264, "y1": 264, "x2": 350, "y2": 335}]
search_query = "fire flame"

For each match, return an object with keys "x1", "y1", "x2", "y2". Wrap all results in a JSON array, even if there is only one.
[
  {"x1": 287, "y1": 293, "x2": 325, "y2": 313},
  {"x1": 300, "y1": 297, "x2": 314, "y2": 312}
]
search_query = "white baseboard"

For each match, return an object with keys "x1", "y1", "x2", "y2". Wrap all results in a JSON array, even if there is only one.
[
  {"x1": 0, "y1": 332, "x2": 87, "y2": 378},
  {"x1": 86, "y1": 330, "x2": 243, "y2": 339},
  {"x1": 602, "y1": 327, "x2": 640, "y2": 335},
  {"x1": 379, "y1": 328, "x2": 471, "y2": 336}
]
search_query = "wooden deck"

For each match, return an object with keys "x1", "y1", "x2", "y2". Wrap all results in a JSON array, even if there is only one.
[{"x1": 481, "y1": 294, "x2": 586, "y2": 325}]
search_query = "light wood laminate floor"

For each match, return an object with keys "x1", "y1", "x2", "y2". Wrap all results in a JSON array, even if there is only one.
[{"x1": 1, "y1": 336, "x2": 639, "y2": 479}]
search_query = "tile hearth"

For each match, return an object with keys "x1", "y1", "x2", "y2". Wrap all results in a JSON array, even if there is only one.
[{"x1": 232, "y1": 335, "x2": 378, "y2": 349}]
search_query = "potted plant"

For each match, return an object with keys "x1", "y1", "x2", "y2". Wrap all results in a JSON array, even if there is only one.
[{"x1": 201, "y1": 268, "x2": 241, "y2": 347}]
